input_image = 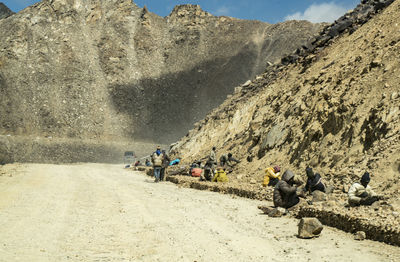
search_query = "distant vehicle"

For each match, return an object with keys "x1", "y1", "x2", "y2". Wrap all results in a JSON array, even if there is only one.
[{"x1": 124, "y1": 151, "x2": 136, "y2": 165}]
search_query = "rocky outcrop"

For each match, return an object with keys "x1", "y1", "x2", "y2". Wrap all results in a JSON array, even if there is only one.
[
  {"x1": 0, "y1": 0, "x2": 322, "y2": 163},
  {"x1": 0, "y1": 3, "x2": 13, "y2": 19}
]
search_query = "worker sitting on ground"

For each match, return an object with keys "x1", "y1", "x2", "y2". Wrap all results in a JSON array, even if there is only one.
[
  {"x1": 201, "y1": 164, "x2": 214, "y2": 181},
  {"x1": 304, "y1": 167, "x2": 326, "y2": 193},
  {"x1": 348, "y1": 172, "x2": 379, "y2": 206},
  {"x1": 189, "y1": 160, "x2": 201, "y2": 174},
  {"x1": 212, "y1": 167, "x2": 229, "y2": 183},
  {"x1": 134, "y1": 160, "x2": 142, "y2": 167},
  {"x1": 220, "y1": 153, "x2": 240, "y2": 168},
  {"x1": 263, "y1": 166, "x2": 281, "y2": 187},
  {"x1": 273, "y1": 170, "x2": 300, "y2": 209},
  {"x1": 145, "y1": 159, "x2": 151, "y2": 167}
]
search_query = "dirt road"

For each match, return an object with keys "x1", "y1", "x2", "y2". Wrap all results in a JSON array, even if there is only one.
[{"x1": 0, "y1": 164, "x2": 399, "y2": 262}]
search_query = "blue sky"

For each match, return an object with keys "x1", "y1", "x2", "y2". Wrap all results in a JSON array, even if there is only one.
[{"x1": 3, "y1": 0, "x2": 359, "y2": 23}]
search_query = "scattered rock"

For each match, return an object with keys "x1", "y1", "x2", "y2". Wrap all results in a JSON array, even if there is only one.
[
  {"x1": 342, "y1": 184, "x2": 349, "y2": 193},
  {"x1": 325, "y1": 185, "x2": 335, "y2": 194},
  {"x1": 258, "y1": 205, "x2": 287, "y2": 217},
  {"x1": 391, "y1": 92, "x2": 398, "y2": 100},
  {"x1": 371, "y1": 201, "x2": 380, "y2": 211},
  {"x1": 243, "y1": 80, "x2": 252, "y2": 87},
  {"x1": 258, "y1": 205, "x2": 272, "y2": 214},
  {"x1": 312, "y1": 190, "x2": 327, "y2": 202},
  {"x1": 234, "y1": 86, "x2": 242, "y2": 94},
  {"x1": 354, "y1": 231, "x2": 366, "y2": 241},
  {"x1": 146, "y1": 168, "x2": 154, "y2": 177},
  {"x1": 298, "y1": 218, "x2": 324, "y2": 239},
  {"x1": 268, "y1": 207, "x2": 287, "y2": 217}
]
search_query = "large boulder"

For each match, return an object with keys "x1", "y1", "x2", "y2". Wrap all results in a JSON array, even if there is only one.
[{"x1": 298, "y1": 218, "x2": 324, "y2": 239}]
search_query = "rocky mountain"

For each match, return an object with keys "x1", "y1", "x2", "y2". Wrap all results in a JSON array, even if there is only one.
[
  {"x1": 172, "y1": 0, "x2": 400, "y2": 196},
  {"x1": 0, "y1": 0, "x2": 322, "y2": 163},
  {"x1": 0, "y1": 2, "x2": 13, "y2": 19}
]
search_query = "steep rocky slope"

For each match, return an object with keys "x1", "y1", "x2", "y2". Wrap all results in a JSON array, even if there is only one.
[
  {"x1": 173, "y1": 0, "x2": 400, "y2": 201},
  {"x1": 0, "y1": 0, "x2": 321, "y2": 154},
  {"x1": 0, "y1": 3, "x2": 13, "y2": 19}
]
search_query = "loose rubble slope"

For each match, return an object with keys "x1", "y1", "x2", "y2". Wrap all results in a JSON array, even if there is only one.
[{"x1": 173, "y1": 0, "x2": 400, "y2": 210}]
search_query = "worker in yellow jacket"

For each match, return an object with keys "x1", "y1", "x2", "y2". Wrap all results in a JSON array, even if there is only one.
[
  {"x1": 212, "y1": 167, "x2": 229, "y2": 182},
  {"x1": 263, "y1": 166, "x2": 281, "y2": 187}
]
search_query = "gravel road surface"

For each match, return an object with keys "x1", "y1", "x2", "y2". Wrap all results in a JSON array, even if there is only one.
[{"x1": 0, "y1": 164, "x2": 399, "y2": 261}]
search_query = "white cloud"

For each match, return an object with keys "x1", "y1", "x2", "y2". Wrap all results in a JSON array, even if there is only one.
[
  {"x1": 214, "y1": 6, "x2": 230, "y2": 16},
  {"x1": 285, "y1": 2, "x2": 348, "y2": 23}
]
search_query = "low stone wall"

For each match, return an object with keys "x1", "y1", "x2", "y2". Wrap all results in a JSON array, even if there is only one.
[
  {"x1": 297, "y1": 207, "x2": 400, "y2": 246},
  {"x1": 166, "y1": 175, "x2": 272, "y2": 201}
]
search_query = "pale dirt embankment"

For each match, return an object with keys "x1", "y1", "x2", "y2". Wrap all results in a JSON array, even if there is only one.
[{"x1": 0, "y1": 164, "x2": 399, "y2": 262}]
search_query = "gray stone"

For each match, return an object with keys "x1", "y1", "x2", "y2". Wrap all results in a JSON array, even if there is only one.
[
  {"x1": 354, "y1": 231, "x2": 366, "y2": 241},
  {"x1": 258, "y1": 124, "x2": 288, "y2": 158},
  {"x1": 268, "y1": 207, "x2": 287, "y2": 217},
  {"x1": 234, "y1": 86, "x2": 242, "y2": 94},
  {"x1": 325, "y1": 185, "x2": 335, "y2": 194},
  {"x1": 243, "y1": 80, "x2": 252, "y2": 87},
  {"x1": 371, "y1": 201, "x2": 380, "y2": 211},
  {"x1": 258, "y1": 205, "x2": 273, "y2": 214},
  {"x1": 298, "y1": 218, "x2": 324, "y2": 239},
  {"x1": 312, "y1": 190, "x2": 327, "y2": 202}
]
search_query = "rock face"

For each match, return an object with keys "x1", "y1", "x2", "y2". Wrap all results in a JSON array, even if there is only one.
[
  {"x1": 0, "y1": 0, "x2": 322, "y2": 164},
  {"x1": 298, "y1": 218, "x2": 324, "y2": 239},
  {"x1": 0, "y1": 3, "x2": 13, "y2": 19}
]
